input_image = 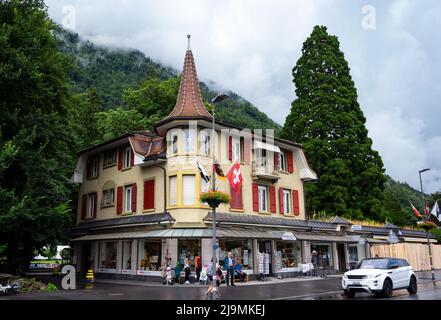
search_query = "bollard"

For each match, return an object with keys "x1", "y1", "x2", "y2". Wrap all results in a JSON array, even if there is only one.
[
  {"x1": 85, "y1": 268, "x2": 94, "y2": 283},
  {"x1": 52, "y1": 265, "x2": 61, "y2": 277}
]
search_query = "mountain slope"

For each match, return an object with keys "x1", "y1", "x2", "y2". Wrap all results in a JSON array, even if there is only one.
[{"x1": 56, "y1": 29, "x2": 282, "y2": 133}]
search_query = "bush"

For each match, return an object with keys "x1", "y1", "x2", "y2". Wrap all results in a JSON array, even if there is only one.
[{"x1": 46, "y1": 283, "x2": 58, "y2": 292}]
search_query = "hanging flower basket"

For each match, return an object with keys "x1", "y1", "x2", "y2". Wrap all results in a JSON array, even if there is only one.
[
  {"x1": 200, "y1": 190, "x2": 230, "y2": 208},
  {"x1": 417, "y1": 221, "x2": 438, "y2": 231}
]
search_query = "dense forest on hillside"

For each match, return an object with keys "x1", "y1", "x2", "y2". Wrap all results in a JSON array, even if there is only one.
[{"x1": 56, "y1": 29, "x2": 282, "y2": 140}]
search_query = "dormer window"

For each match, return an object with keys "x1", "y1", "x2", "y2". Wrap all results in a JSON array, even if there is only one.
[
  {"x1": 87, "y1": 156, "x2": 100, "y2": 179},
  {"x1": 123, "y1": 146, "x2": 131, "y2": 168},
  {"x1": 103, "y1": 150, "x2": 116, "y2": 168},
  {"x1": 183, "y1": 128, "x2": 195, "y2": 153},
  {"x1": 279, "y1": 151, "x2": 287, "y2": 171}
]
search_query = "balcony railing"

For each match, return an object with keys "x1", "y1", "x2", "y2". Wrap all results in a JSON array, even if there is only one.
[{"x1": 251, "y1": 161, "x2": 280, "y2": 181}]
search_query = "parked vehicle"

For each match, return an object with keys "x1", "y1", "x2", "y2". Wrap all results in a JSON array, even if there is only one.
[
  {"x1": 341, "y1": 258, "x2": 417, "y2": 298},
  {"x1": 0, "y1": 274, "x2": 21, "y2": 295}
]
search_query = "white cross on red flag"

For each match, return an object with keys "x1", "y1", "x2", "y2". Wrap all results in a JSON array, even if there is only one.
[{"x1": 226, "y1": 161, "x2": 243, "y2": 192}]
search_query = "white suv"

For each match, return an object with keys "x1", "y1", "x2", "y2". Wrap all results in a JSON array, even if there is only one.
[{"x1": 341, "y1": 258, "x2": 417, "y2": 298}]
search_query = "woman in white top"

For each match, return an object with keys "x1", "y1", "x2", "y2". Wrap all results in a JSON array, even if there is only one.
[{"x1": 184, "y1": 255, "x2": 191, "y2": 284}]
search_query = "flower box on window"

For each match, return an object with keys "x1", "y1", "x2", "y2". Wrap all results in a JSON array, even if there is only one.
[
  {"x1": 417, "y1": 221, "x2": 438, "y2": 231},
  {"x1": 200, "y1": 190, "x2": 230, "y2": 208}
]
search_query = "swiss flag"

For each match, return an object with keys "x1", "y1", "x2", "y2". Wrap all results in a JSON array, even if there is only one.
[{"x1": 226, "y1": 161, "x2": 243, "y2": 193}]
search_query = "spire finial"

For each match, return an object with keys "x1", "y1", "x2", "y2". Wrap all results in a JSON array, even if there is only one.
[{"x1": 187, "y1": 34, "x2": 191, "y2": 50}]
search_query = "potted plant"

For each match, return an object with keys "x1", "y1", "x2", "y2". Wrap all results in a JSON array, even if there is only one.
[
  {"x1": 200, "y1": 190, "x2": 230, "y2": 208},
  {"x1": 417, "y1": 220, "x2": 438, "y2": 231}
]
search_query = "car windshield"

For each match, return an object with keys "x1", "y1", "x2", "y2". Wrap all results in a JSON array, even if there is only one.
[{"x1": 357, "y1": 259, "x2": 389, "y2": 270}]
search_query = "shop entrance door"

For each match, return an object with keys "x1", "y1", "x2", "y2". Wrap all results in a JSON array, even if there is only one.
[
  {"x1": 337, "y1": 243, "x2": 347, "y2": 273},
  {"x1": 258, "y1": 240, "x2": 272, "y2": 275},
  {"x1": 81, "y1": 243, "x2": 92, "y2": 275}
]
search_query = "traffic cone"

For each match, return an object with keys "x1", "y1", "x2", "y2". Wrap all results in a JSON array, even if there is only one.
[{"x1": 85, "y1": 268, "x2": 94, "y2": 283}]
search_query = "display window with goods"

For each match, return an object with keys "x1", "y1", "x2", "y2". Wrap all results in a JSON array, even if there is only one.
[
  {"x1": 178, "y1": 239, "x2": 201, "y2": 269},
  {"x1": 122, "y1": 240, "x2": 132, "y2": 272},
  {"x1": 219, "y1": 239, "x2": 254, "y2": 270},
  {"x1": 310, "y1": 243, "x2": 333, "y2": 269},
  {"x1": 137, "y1": 240, "x2": 162, "y2": 273},
  {"x1": 99, "y1": 241, "x2": 117, "y2": 272},
  {"x1": 275, "y1": 241, "x2": 302, "y2": 272}
]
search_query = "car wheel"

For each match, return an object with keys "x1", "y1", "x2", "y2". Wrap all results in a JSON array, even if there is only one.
[
  {"x1": 382, "y1": 278, "x2": 393, "y2": 298},
  {"x1": 407, "y1": 275, "x2": 417, "y2": 295},
  {"x1": 344, "y1": 289, "x2": 355, "y2": 298}
]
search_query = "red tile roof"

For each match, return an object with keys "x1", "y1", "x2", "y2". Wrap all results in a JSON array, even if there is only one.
[{"x1": 129, "y1": 134, "x2": 166, "y2": 158}]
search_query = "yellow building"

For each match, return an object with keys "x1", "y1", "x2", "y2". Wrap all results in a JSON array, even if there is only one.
[{"x1": 71, "y1": 37, "x2": 373, "y2": 281}]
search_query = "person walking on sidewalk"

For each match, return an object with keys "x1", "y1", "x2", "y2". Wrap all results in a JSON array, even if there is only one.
[
  {"x1": 223, "y1": 251, "x2": 235, "y2": 286},
  {"x1": 184, "y1": 255, "x2": 191, "y2": 284},
  {"x1": 311, "y1": 250, "x2": 319, "y2": 276},
  {"x1": 194, "y1": 253, "x2": 202, "y2": 281}
]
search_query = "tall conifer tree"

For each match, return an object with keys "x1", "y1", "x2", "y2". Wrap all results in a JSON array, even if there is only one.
[{"x1": 282, "y1": 26, "x2": 386, "y2": 220}]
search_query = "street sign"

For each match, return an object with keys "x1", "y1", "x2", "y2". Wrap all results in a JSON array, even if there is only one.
[
  {"x1": 351, "y1": 225, "x2": 362, "y2": 231},
  {"x1": 282, "y1": 232, "x2": 296, "y2": 241}
]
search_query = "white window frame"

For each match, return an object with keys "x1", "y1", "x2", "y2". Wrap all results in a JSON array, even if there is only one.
[
  {"x1": 102, "y1": 188, "x2": 115, "y2": 207},
  {"x1": 199, "y1": 131, "x2": 210, "y2": 156},
  {"x1": 279, "y1": 151, "x2": 287, "y2": 171},
  {"x1": 124, "y1": 185, "x2": 132, "y2": 212},
  {"x1": 171, "y1": 132, "x2": 178, "y2": 155},
  {"x1": 103, "y1": 150, "x2": 116, "y2": 167},
  {"x1": 169, "y1": 176, "x2": 178, "y2": 206},
  {"x1": 258, "y1": 185, "x2": 268, "y2": 212},
  {"x1": 123, "y1": 146, "x2": 131, "y2": 168},
  {"x1": 182, "y1": 174, "x2": 196, "y2": 205},
  {"x1": 92, "y1": 158, "x2": 99, "y2": 177},
  {"x1": 183, "y1": 129, "x2": 195, "y2": 153},
  {"x1": 232, "y1": 137, "x2": 241, "y2": 162},
  {"x1": 283, "y1": 189, "x2": 291, "y2": 214},
  {"x1": 87, "y1": 193, "x2": 96, "y2": 218}
]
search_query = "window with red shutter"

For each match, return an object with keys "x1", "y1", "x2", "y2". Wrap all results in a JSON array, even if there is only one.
[
  {"x1": 116, "y1": 186, "x2": 123, "y2": 214},
  {"x1": 130, "y1": 148, "x2": 135, "y2": 166},
  {"x1": 230, "y1": 186, "x2": 243, "y2": 210},
  {"x1": 144, "y1": 180, "x2": 155, "y2": 210},
  {"x1": 228, "y1": 136, "x2": 233, "y2": 161},
  {"x1": 131, "y1": 183, "x2": 137, "y2": 212},
  {"x1": 81, "y1": 194, "x2": 87, "y2": 220},
  {"x1": 278, "y1": 188, "x2": 284, "y2": 214},
  {"x1": 117, "y1": 148, "x2": 123, "y2": 170},
  {"x1": 293, "y1": 189, "x2": 300, "y2": 215},
  {"x1": 243, "y1": 137, "x2": 251, "y2": 164},
  {"x1": 252, "y1": 183, "x2": 259, "y2": 212},
  {"x1": 287, "y1": 151, "x2": 294, "y2": 173},
  {"x1": 269, "y1": 186, "x2": 276, "y2": 213}
]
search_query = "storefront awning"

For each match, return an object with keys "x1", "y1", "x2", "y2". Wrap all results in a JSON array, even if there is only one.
[
  {"x1": 72, "y1": 228, "x2": 209, "y2": 241},
  {"x1": 293, "y1": 232, "x2": 353, "y2": 242}
]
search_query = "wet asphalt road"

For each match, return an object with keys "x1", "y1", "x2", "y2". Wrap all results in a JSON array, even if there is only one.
[{"x1": 1, "y1": 277, "x2": 440, "y2": 300}]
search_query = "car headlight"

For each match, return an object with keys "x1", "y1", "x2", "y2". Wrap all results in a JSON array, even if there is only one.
[
  {"x1": 367, "y1": 274, "x2": 382, "y2": 279},
  {"x1": 343, "y1": 274, "x2": 348, "y2": 279}
]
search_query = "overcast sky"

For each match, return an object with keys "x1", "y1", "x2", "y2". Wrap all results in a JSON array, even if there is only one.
[{"x1": 45, "y1": 0, "x2": 441, "y2": 193}]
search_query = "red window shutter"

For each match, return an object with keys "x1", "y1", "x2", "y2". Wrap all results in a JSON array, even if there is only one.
[
  {"x1": 93, "y1": 192, "x2": 98, "y2": 218},
  {"x1": 269, "y1": 186, "x2": 276, "y2": 213},
  {"x1": 228, "y1": 136, "x2": 233, "y2": 161},
  {"x1": 117, "y1": 148, "x2": 123, "y2": 170},
  {"x1": 243, "y1": 138, "x2": 251, "y2": 164},
  {"x1": 116, "y1": 186, "x2": 123, "y2": 214},
  {"x1": 81, "y1": 194, "x2": 87, "y2": 220},
  {"x1": 131, "y1": 183, "x2": 137, "y2": 212},
  {"x1": 287, "y1": 151, "x2": 294, "y2": 173},
  {"x1": 144, "y1": 180, "x2": 155, "y2": 210},
  {"x1": 130, "y1": 148, "x2": 134, "y2": 166},
  {"x1": 252, "y1": 183, "x2": 259, "y2": 212},
  {"x1": 279, "y1": 188, "x2": 284, "y2": 214},
  {"x1": 274, "y1": 152, "x2": 279, "y2": 170},
  {"x1": 293, "y1": 189, "x2": 300, "y2": 215},
  {"x1": 230, "y1": 186, "x2": 243, "y2": 210}
]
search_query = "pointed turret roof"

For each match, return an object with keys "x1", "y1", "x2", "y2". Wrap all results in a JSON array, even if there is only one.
[{"x1": 158, "y1": 35, "x2": 212, "y2": 127}]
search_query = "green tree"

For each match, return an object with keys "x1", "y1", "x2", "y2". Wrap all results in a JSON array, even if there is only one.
[
  {"x1": 282, "y1": 25, "x2": 386, "y2": 220},
  {"x1": 0, "y1": 0, "x2": 74, "y2": 274}
]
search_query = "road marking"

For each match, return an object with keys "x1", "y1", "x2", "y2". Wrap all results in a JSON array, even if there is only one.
[{"x1": 270, "y1": 290, "x2": 343, "y2": 300}]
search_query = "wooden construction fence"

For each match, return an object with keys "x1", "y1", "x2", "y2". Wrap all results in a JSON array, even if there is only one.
[{"x1": 370, "y1": 243, "x2": 441, "y2": 271}]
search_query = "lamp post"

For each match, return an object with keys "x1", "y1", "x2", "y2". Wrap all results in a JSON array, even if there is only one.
[
  {"x1": 418, "y1": 168, "x2": 435, "y2": 281},
  {"x1": 210, "y1": 94, "x2": 229, "y2": 299}
]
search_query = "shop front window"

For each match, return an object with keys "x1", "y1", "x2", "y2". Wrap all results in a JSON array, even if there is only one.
[
  {"x1": 99, "y1": 241, "x2": 117, "y2": 269},
  {"x1": 348, "y1": 244, "x2": 358, "y2": 262},
  {"x1": 122, "y1": 240, "x2": 132, "y2": 270},
  {"x1": 219, "y1": 239, "x2": 253, "y2": 270},
  {"x1": 178, "y1": 239, "x2": 201, "y2": 269},
  {"x1": 310, "y1": 243, "x2": 333, "y2": 268},
  {"x1": 138, "y1": 240, "x2": 162, "y2": 271},
  {"x1": 275, "y1": 241, "x2": 302, "y2": 271}
]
